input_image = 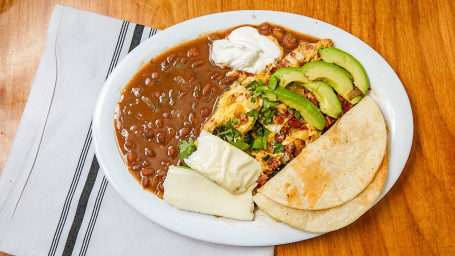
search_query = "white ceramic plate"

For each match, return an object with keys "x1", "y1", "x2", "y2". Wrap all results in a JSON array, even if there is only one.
[{"x1": 93, "y1": 11, "x2": 413, "y2": 246}]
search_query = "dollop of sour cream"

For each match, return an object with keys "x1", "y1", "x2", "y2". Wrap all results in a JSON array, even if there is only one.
[{"x1": 210, "y1": 26, "x2": 282, "y2": 74}]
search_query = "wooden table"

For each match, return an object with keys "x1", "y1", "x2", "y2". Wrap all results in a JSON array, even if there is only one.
[{"x1": 1, "y1": 0, "x2": 454, "y2": 255}]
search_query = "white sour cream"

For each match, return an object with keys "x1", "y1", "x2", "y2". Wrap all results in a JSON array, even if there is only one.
[{"x1": 210, "y1": 26, "x2": 282, "y2": 74}]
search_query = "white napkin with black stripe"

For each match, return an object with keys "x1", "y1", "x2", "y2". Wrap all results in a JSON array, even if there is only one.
[{"x1": 0, "y1": 5, "x2": 274, "y2": 256}]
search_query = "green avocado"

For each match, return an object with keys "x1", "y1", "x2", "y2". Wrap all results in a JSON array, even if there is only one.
[
  {"x1": 262, "y1": 86, "x2": 326, "y2": 130},
  {"x1": 301, "y1": 61, "x2": 358, "y2": 104},
  {"x1": 300, "y1": 81, "x2": 342, "y2": 118},
  {"x1": 269, "y1": 67, "x2": 342, "y2": 119},
  {"x1": 319, "y1": 47, "x2": 369, "y2": 103}
]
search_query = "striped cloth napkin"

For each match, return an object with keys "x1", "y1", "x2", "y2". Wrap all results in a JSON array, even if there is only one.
[{"x1": 0, "y1": 5, "x2": 274, "y2": 256}]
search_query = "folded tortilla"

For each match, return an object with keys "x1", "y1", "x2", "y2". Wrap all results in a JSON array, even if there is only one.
[
  {"x1": 258, "y1": 96, "x2": 387, "y2": 210},
  {"x1": 253, "y1": 156, "x2": 387, "y2": 233}
]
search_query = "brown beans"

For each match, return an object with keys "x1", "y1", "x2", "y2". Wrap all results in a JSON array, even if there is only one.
[
  {"x1": 200, "y1": 107, "x2": 210, "y2": 118},
  {"x1": 167, "y1": 146, "x2": 177, "y2": 157},
  {"x1": 167, "y1": 127, "x2": 176, "y2": 137},
  {"x1": 151, "y1": 71, "x2": 160, "y2": 80},
  {"x1": 155, "y1": 119, "x2": 163, "y2": 128},
  {"x1": 163, "y1": 112, "x2": 170, "y2": 118},
  {"x1": 258, "y1": 23, "x2": 271, "y2": 35},
  {"x1": 156, "y1": 133, "x2": 166, "y2": 144},
  {"x1": 220, "y1": 75, "x2": 238, "y2": 85},
  {"x1": 158, "y1": 182, "x2": 164, "y2": 193},
  {"x1": 167, "y1": 53, "x2": 177, "y2": 63},
  {"x1": 192, "y1": 127, "x2": 200, "y2": 137},
  {"x1": 125, "y1": 142, "x2": 135, "y2": 149},
  {"x1": 145, "y1": 77, "x2": 151, "y2": 85},
  {"x1": 143, "y1": 129, "x2": 155, "y2": 139},
  {"x1": 283, "y1": 32, "x2": 298, "y2": 49},
  {"x1": 145, "y1": 148, "x2": 155, "y2": 157},
  {"x1": 188, "y1": 112, "x2": 198, "y2": 125},
  {"x1": 126, "y1": 151, "x2": 136, "y2": 162},
  {"x1": 142, "y1": 168, "x2": 154, "y2": 176},
  {"x1": 188, "y1": 48, "x2": 200, "y2": 58},
  {"x1": 141, "y1": 177, "x2": 150, "y2": 188},
  {"x1": 271, "y1": 26, "x2": 285, "y2": 40},
  {"x1": 191, "y1": 60, "x2": 204, "y2": 68},
  {"x1": 132, "y1": 164, "x2": 142, "y2": 171},
  {"x1": 188, "y1": 75, "x2": 195, "y2": 83},
  {"x1": 202, "y1": 84, "x2": 212, "y2": 96},
  {"x1": 179, "y1": 127, "x2": 191, "y2": 137},
  {"x1": 181, "y1": 56, "x2": 188, "y2": 64}
]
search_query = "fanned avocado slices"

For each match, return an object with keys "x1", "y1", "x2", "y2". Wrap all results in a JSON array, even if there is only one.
[
  {"x1": 269, "y1": 67, "x2": 342, "y2": 119},
  {"x1": 318, "y1": 47, "x2": 369, "y2": 100},
  {"x1": 260, "y1": 86, "x2": 326, "y2": 130},
  {"x1": 301, "y1": 61, "x2": 359, "y2": 104}
]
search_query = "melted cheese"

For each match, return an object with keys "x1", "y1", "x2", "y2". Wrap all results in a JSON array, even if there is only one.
[
  {"x1": 184, "y1": 131, "x2": 261, "y2": 194},
  {"x1": 163, "y1": 166, "x2": 255, "y2": 221}
]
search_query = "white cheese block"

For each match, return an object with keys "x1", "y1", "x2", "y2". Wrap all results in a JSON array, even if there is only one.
[
  {"x1": 184, "y1": 131, "x2": 262, "y2": 195},
  {"x1": 163, "y1": 166, "x2": 255, "y2": 221}
]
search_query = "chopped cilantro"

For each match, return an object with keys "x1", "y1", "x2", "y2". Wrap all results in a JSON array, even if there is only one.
[
  {"x1": 178, "y1": 137, "x2": 196, "y2": 159},
  {"x1": 271, "y1": 141, "x2": 285, "y2": 154},
  {"x1": 252, "y1": 126, "x2": 271, "y2": 150},
  {"x1": 232, "y1": 117, "x2": 239, "y2": 125},
  {"x1": 246, "y1": 109, "x2": 259, "y2": 121},
  {"x1": 229, "y1": 139, "x2": 250, "y2": 151},
  {"x1": 245, "y1": 80, "x2": 257, "y2": 94},
  {"x1": 262, "y1": 98, "x2": 279, "y2": 111},
  {"x1": 262, "y1": 108, "x2": 275, "y2": 125},
  {"x1": 262, "y1": 154, "x2": 271, "y2": 161},
  {"x1": 294, "y1": 109, "x2": 301, "y2": 119}
]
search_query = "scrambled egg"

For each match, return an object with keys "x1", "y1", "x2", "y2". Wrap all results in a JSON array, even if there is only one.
[{"x1": 203, "y1": 84, "x2": 260, "y2": 135}]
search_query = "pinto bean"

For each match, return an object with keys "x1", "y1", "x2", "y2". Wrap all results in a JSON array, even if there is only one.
[
  {"x1": 258, "y1": 23, "x2": 271, "y2": 35},
  {"x1": 271, "y1": 27, "x2": 285, "y2": 40},
  {"x1": 283, "y1": 32, "x2": 299, "y2": 49},
  {"x1": 188, "y1": 48, "x2": 200, "y2": 58},
  {"x1": 202, "y1": 84, "x2": 212, "y2": 96}
]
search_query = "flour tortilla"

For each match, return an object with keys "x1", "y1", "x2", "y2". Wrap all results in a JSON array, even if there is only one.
[
  {"x1": 259, "y1": 96, "x2": 387, "y2": 210},
  {"x1": 253, "y1": 156, "x2": 387, "y2": 233}
]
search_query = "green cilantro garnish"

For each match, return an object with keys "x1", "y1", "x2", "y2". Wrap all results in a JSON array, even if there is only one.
[
  {"x1": 252, "y1": 126, "x2": 271, "y2": 150},
  {"x1": 260, "y1": 98, "x2": 278, "y2": 125},
  {"x1": 271, "y1": 141, "x2": 285, "y2": 154},
  {"x1": 294, "y1": 109, "x2": 301, "y2": 119},
  {"x1": 261, "y1": 108, "x2": 275, "y2": 125},
  {"x1": 229, "y1": 140, "x2": 250, "y2": 151},
  {"x1": 178, "y1": 137, "x2": 196, "y2": 159},
  {"x1": 246, "y1": 109, "x2": 259, "y2": 121},
  {"x1": 232, "y1": 117, "x2": 239, "y2": 125},
  {"x1": 245, "y1": 80, "x2": 257, "y2": 95}
]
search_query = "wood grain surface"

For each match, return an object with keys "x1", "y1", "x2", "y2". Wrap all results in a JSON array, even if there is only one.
[{"x1": 1, "y1": 0, "x2": 454, "y2": 255}]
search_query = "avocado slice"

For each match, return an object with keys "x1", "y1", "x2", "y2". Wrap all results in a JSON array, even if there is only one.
[
  {"x1": 319, "y1": 47, "x2": 369, "y2": 103},
  {"x1": 300, "y1": 81, "x2": 342, "y2": 119},
  {"x1": 301, "y1": 61, "x2": 358, "y2": 104},
  {"x1": 262, "y1": 86, "x2": 326, "y2": 130},
  {"x1": 268, "y1": 67, "x2": 309, "y2": 89},
  {"x1": 269, "y1": 67, "x2": 342, "y2": 119}
]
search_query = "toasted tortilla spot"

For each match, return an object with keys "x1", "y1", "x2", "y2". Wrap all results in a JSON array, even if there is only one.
[
  {"x1": 253, "y1": 155, "x2": 388, "y2": 233},
  {"x1": 291, "y1": 157, "x2": 330, "y2": 208},
  {"x1": 259, "y1": 96, "x2": 387, "y2": 210},
  {"x1": 286, "y1": 186, "x2": 302, "y2": 207}
]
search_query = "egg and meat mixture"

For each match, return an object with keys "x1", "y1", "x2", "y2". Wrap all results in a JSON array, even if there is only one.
[{"x1": 203, "y1": 38, "x2": 354, "y2": 188}]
